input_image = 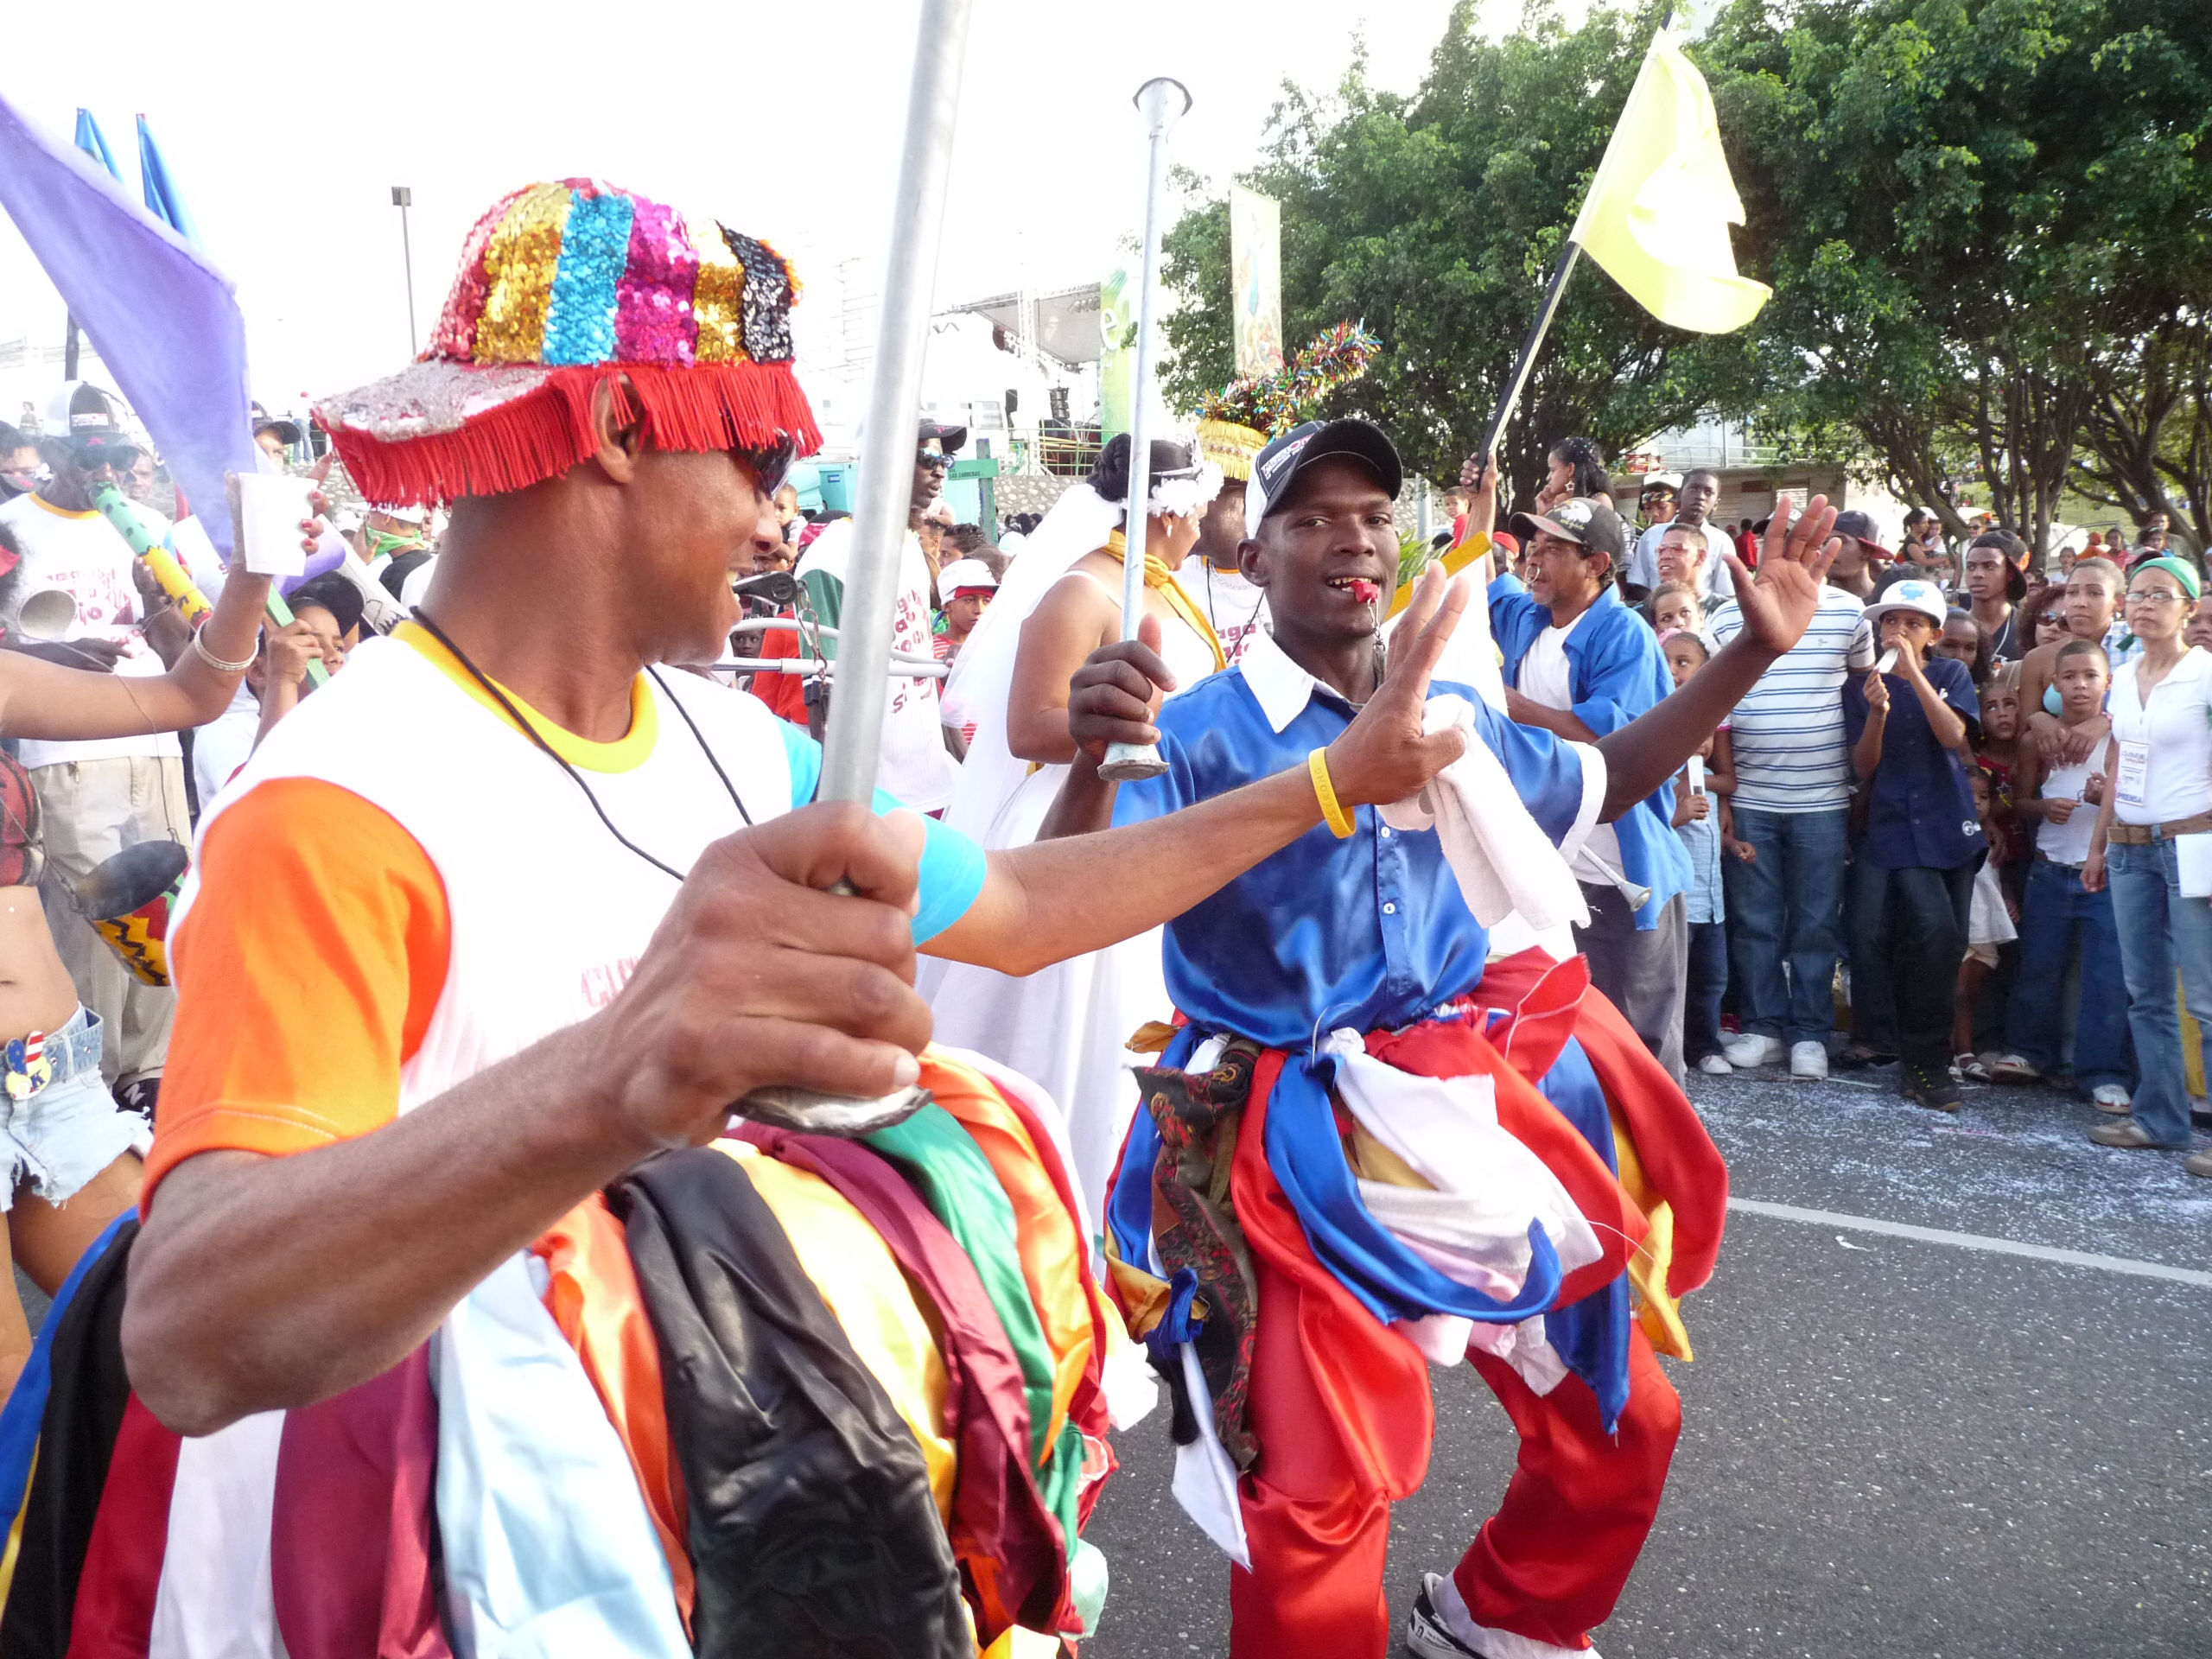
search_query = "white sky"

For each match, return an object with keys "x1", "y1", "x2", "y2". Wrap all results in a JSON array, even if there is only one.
[{"x1": 0, "y1": 0, "x2": 1528, "y2": 420}]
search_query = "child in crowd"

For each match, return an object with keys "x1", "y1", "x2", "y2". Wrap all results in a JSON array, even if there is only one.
[
  {"x1": 1650, "y1": 582, "x2": 1704, "y2": 637},
  {"x1": 1989, "y1": 639, "x2": 2133, "y2": 1107},
  {"x1": 1954, "y1": 766, "x2": 2018, "y2": 1077},
  {"x1": 1974, "y1": 669, "x2": 2025, "y2": 801},
  {"x1": 2186, "y1": 607, "x2": 2212, "y2": 653},
  {"x1": 1662, "y1": 630, "x2": 1737, "y2": 1074}
]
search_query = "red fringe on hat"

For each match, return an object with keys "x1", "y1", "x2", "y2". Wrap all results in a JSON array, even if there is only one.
[{"x1": 326, "y1": 360, "x2": 823, "y2": 509}]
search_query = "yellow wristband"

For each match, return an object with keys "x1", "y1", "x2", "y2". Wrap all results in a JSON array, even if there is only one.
[{"x1": 1309, "y1": 747, "x2": 1356, "y2": 839}]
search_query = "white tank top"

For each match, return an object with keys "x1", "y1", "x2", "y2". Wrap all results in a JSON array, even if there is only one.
[{"x1": 182, "y1": 633, "x2": 798, "y2": 1108}]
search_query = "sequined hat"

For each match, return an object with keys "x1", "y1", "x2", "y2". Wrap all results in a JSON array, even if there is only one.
[
  {"x1": 315, "y1": 180, "x2": 822, "y2": 508},
  {"x1": 1194, "y1": 323, "x2": 1380, "y2": 483}
]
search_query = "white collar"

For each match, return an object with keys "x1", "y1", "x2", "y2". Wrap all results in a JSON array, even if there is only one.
[{"x1": 1241, "y1": 623, "x2": 1369, "y2": 734}]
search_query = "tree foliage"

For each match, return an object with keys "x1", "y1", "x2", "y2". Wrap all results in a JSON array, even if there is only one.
[
  {"x1": 1700, "y1": 0, "x2": 2212, "y2": 556},
  {"x1": 1162, "y1": 0, "x2": 2211, "y2": 555},
  {"x1": 1160, "y1": 3, "x2": 1760, "y2": 507}
]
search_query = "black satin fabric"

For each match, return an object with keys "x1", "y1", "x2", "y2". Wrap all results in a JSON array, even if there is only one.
[
  {"x1": 0, "y1": 1220, "x2": 136, "y2": 1659},
  {"x1": 609, "y1": 1149, "x2": 967, "y2": 1659}
]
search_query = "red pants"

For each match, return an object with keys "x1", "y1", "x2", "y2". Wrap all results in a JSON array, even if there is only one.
[
  {"x1": 1222, "y1": 1024, "x2": 1687, "y2": 1658},
  {"x1": 1228, "y1": 1249, "x2": 1681, "y2": 1657}
]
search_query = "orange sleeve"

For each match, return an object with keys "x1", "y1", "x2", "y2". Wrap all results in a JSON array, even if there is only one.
[{"x1": 143, "y1": 777, "x2": 452, "y2": 1205}]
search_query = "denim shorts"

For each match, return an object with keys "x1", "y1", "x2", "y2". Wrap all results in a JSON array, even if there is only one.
[{"x1": 0, "y1": 1006, "x2": 143, "y2": 1210}]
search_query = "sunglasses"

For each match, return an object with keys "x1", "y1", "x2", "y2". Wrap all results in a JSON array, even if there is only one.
[
  {"x1": 744, "y1": 435, "x2": 798, "y2": 496},
  {"x1": 916, "y1": 448, "x2": 952, "y2": 472}
]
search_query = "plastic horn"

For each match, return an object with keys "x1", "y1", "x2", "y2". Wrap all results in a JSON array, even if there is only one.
[
  {"x1": 1098, "y1": 75, "x2": 1193, "y2": 784},
  {"x1": 731, "y1": 0, "x2": 976, "y2": 1141},
  {"x1": 92, "y1": 484, "x2": 211, "y2": 624}
]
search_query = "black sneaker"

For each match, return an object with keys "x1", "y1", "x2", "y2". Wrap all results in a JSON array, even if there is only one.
[
  {"x1": 1404, "y1": 1573, "x2": 1483, "y2": 1658},
  {"x1": 112, "y1": 1075, "x2": 159, "y2": 1123},
  {"x1": 1899, "y1": 1060, "x2": 1961, "y2": 1114}
]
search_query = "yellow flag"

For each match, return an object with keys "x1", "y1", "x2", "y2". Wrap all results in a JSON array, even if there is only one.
[{"x1": 1570, "y1": 23, "x2": 1770, "y2": 334}]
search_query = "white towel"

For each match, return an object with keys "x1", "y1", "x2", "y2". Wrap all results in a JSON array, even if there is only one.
[{"x1": 1378, "y1": 695, "x2": 1592, "y2": 933}]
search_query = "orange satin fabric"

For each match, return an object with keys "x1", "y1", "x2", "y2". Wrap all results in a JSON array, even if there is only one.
[
  {"x1": 926, "y1": 1052, "x2": 1096, "y2": 1461},
  {"x1": 531, "y1": 1196, "x2": 694, "y2": 1630}
]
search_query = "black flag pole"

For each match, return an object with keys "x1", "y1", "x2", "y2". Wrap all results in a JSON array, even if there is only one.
[{"x1": 1473, "y1": 238, "x2": 1582, "y2": 480}]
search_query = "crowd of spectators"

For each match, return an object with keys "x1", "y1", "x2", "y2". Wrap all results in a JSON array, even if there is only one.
[{"x1": 1493, "y1": 437, "x2": 2208, "y2": 1178}]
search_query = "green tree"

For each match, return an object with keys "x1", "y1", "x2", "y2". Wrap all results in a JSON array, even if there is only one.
[
  {"x1": 1700, "y1": 0, "x2": 2211, "y2": 556},
  {"x1": 1160, "y1": 3, "x2": 1761, "y2": 507}
]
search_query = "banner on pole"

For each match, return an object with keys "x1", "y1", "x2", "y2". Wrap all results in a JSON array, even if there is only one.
[{"x1": 1229, "y1": 184, "x2": 1283, "y2": 375}]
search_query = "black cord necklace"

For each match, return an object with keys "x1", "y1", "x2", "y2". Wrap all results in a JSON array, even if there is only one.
[{"x1": 410, "y1": 612, "x2": 751, "y2": 884}]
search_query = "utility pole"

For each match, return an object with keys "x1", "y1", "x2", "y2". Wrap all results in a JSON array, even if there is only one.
[{"x1": 391, "y1": 186, "x2": 417, "y2": 356}]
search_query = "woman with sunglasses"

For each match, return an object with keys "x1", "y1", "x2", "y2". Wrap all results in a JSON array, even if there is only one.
[
  {"x1": 2082, "y1": 557, "x2": 2212, "y2": 1173},
  {"x1": 1841, "y1": 578, "x2": 1986, "y2": 1110}
]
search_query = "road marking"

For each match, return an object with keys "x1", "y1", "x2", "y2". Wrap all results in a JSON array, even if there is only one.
[{"x1": 1728, "y1": 1198, "x2": 2212, "y2": 1288}]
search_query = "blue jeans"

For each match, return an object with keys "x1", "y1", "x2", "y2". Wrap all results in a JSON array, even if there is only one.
[
  {"x1": 2005, "y1": 859, "x2": 2133, "y2": 1091},
  {"x1": 1723, "y1": 806, "x2": 1848, "y2": 1044},
  {"x1": 2103, "y1": 838, "x2": 2212, "y2": 1147},
  {"x1": 1684, "y1": 920, "x2": 1728, "y2": 1063}
]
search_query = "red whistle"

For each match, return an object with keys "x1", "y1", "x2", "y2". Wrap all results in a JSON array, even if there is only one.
[{"x1": 1349, "y1": 579, "x2": 1381, "y2": 606}]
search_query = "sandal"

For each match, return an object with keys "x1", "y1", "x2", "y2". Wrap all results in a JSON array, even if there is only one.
[{"x1": 1955, "y1": 1053, "x2": 1993, "y2": 1082}]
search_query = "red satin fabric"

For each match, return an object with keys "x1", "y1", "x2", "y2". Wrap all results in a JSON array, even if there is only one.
[
  {"x1": 64, "y1": 1395, "x2": 179, "y2": 1658},
  {"x1": 1478, "y1": 950, "x2": 1728, "y2": 1300},
  {"x1": 1453, "y1": 1329, "x2": 1681, "y2": 1651},
  {"x1": 1224, "y1": 971, "x2": 1699, "y2": 1658}
]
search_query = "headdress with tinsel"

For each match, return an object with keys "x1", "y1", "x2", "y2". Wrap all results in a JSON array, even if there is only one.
[
  {"x1": 315, "y1": 180, "x2": 822, "y2": 507},
  {"x1": 1194, "y1": 322, "x2": 1380, "y2": 481}
]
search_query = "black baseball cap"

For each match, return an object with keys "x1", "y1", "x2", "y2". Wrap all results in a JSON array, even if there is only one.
[
  {"x1": 1244, "y1": 417, "x2": 1403, "y2": 538},
  {"x1": 1510, "y1": 497, "x2": 1627, "y2": 566},
  {"x1": 918, "y1": 420, "x2": 968, "y2": 460},
  {"x1": 46, "y1": 382, "x2": 139, "y2": 467}
]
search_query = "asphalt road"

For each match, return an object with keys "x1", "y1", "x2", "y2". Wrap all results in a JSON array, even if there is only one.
[{"x1": 1083, "y1": 1066, "x2": 2212, "y2": 1658}]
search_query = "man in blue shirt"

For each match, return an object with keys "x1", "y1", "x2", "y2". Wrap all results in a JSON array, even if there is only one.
[
  {"x1": 1045, "y1": 416, "x2": 1844, "y2": 1659},
  {"x1": 1490, "y1": 493, "x2": 1695, "y2": 1081}
]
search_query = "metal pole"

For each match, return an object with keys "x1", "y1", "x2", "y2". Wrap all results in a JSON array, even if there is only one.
[
  {"x1": 817, "y1": 0, "x2": 975, "y2": 805},
  {"x1": 1475, "y1": 238, "x2": 1582, "y2": 484},
  {"x1": 731, "y1": 0, "x2": 975, "y2": 1139},
  {"x1": 1097, "y1": 75, "x2": 1191, "y2": 784},
  {"x1": 391, "y1": 187, "x2": 417, "y2": 356}
]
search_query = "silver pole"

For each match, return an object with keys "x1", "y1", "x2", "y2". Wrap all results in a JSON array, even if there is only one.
[
  {"x1": 817, "y1": 0, "x2": 975, "y2": 805},
  {"x1": 1097, "y1": 76, "x2": 1191, "y2": 784},
  {"x1": 734, "y1": 0, "x2": 975, "y2": 1141}
]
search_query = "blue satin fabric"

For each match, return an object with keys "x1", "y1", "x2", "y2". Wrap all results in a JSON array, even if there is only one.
[
  {"x1": 1109, "y1": 1024, "x2": 1564, "y2": 1335},
  {"x1": 1528, "y1": 1037, "x2": 1632, "y2": 1433}
]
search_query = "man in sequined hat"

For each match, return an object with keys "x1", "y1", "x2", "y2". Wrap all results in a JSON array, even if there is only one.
[{"x1": 109, "y1": 180, "x2": 1478, "y2": 1649}]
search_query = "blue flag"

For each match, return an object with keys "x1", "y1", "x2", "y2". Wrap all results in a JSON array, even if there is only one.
[
  {"x1": 2, "y1": 93, "x2": 256, "y2": 556},
  {"x1": 72, "y1": 108, "x2": 118, "y2": 179},
  {"x1": 136, "y1": 115, "x2": 200, "y2": 246}
]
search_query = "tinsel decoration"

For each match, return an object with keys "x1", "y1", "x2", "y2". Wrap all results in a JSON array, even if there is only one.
[{"x1": 1194, "y1": 322, "x2": 1382, "y2": 480}]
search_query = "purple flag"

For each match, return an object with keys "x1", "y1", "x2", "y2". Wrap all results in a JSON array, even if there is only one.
[{"x1": 0, "y1": 92, "x2": 256, "y2": 556}]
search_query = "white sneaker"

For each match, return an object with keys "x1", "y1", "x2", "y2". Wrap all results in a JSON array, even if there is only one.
[
  {"x1": 1789, "y1": 1040, "x2": 1829, "y2": 1080},
  {"x1": 1695, "y1": 1052, "x2": 1733, "y2": 1076},
  {"x1": 1721, "y1": 1033, "x2": 1785, "y2": 1068},
  {"x1": 2091, "y1": 1083, "x2": 2133, "y2": 1113}
]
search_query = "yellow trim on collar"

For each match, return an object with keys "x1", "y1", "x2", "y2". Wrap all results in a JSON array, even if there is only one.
[
  {"x1": 395, "y1": 620, "x2": 658, "y2": 774},
  {"x1": 25, "y1": 496, "x2": 99, "y2": 521}
]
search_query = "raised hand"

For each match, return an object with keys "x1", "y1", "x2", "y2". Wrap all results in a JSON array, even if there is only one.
[
  {"x1": 1065, "y1": 612, "x2": 1175, "y2": 761},
  {"x1": 1723, "y1": 493, "x2": 1841, "y2": 656},
  {"x1": 1325, "y1": 563, "x2": 1471, "y2": 804}
]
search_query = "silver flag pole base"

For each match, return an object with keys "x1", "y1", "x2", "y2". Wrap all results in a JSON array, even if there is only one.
[
  {"x1": 1098, "y1": 741, "x2": 1169, "y2": 782},
  {"x1": 731, "y1": 1082, "x2": 933, "y2": 1139}
]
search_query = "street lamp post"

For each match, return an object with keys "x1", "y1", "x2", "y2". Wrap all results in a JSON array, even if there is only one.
[{"x1": 391, "y1": 186, "x2": 417, "y2": 356}]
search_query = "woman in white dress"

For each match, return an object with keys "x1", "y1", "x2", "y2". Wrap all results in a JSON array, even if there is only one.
[{"x1": 927, "y1": 435, "x2": 1226, "y2": 1230}]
